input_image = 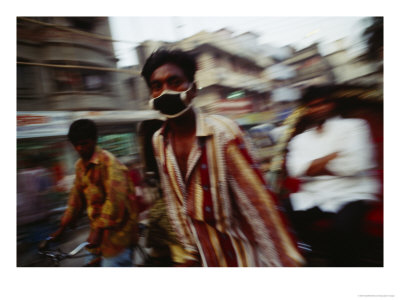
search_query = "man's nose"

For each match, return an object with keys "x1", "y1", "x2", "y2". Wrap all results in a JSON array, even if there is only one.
[
  {"x1": 153, "y1": 83, "x2": 169, "y2": 98},
  {"x1": 160, "y1": 82, "x2": 170, "y2": 93}
]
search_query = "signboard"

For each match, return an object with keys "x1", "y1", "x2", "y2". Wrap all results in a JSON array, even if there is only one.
[
  {"x1": 233, "y1": 111, "x2": 274, "y2": 126},
  {"x1": 17, "y1": 111, "x2": 72, "y2": 139},
  {"x1": 72, "y1": 110, "x2": 162, "y2": 123},
  {"x1": 17, "y1": 110, "x2": 162, "y2": 139}
]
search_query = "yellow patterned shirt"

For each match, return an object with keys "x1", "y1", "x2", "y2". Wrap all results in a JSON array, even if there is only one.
[{"x1": 61, "y1": 146, "x2": 138, "y2": 257}]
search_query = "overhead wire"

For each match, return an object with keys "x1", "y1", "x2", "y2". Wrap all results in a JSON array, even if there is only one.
[
  {"x1": 16, "y1": 61, "x2": 141, "y2": 75},
  {"x1": 17, "y1": 17, "x2": 141, "y2": 74}
]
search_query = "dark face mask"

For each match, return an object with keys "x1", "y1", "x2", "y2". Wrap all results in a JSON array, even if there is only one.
[{"x1": 149, "y1": 85, "x2": 193, "y2": 118}]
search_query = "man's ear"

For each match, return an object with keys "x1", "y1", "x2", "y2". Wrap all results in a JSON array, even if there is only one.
[
  {"x1": 190, "y1": 82, "x2": 197, "y2": 97},
  {"x1": 185, "y1": 82, "x2": 197, "y2": 104}
]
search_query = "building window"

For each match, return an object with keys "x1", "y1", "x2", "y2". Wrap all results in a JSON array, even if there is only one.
[
  {"x1": 53, "y1": 68, "x2": 110, "y2": 93},
  {"x1": 84, "y1": 74, "x2": 104, "y2": 90},
  {"x1": 17, "y1": 65, "x2": 37, "y2": 97},
  {"x1": 66, "y1": 17, "x2": 97, "y2": 32},
  {"x1": 125, "y1": 78, "x2": 136, "y2": 99}
]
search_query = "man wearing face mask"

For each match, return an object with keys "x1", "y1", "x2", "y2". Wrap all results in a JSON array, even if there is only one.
[{"x1": 141, "y1": 48, "x2": 304, "y2": 267}]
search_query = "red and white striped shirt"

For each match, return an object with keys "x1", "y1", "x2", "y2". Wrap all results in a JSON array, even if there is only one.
[{"x1": 153, "y1": 113, "x2": 304, "y2": 267}]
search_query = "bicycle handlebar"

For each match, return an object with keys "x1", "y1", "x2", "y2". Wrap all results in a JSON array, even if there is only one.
[
  {"x1": 38, "y1": 241, "x2": 91, "y2": 265},
  {"x1": 68, "y1": 242, "x2": 89, "y2": 256}
]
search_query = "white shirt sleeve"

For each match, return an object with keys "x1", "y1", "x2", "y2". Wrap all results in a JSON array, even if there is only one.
[
  {"x1": 286, "y1": 133, "x2": 314, "y2": 178},
  {"x1": 326, "y1": 119, "x2": 376, "y2": 176}
]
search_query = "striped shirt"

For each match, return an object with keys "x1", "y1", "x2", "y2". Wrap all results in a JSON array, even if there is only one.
[
  {"x1": 153, "y1": 113, "x2": 304, "y2": 267},
  {"x1": 60, "y1": 146, "x2": 137, "y2": 257}
]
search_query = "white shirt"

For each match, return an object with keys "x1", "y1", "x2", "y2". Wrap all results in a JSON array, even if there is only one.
[{"x1": 286, "y1": 117, "x2": 380, "y2": 213}]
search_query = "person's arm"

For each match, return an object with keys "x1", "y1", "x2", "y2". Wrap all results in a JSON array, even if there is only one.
[
  {"x1": 226, "y1": 135, "x2": 304, "y2": 267},
  {"x1": 40, "y1": 173, "x2": 84, "y2": 249},
  {"x1": 286, "y1": 133, "x2": 338, "y2": 178},
  {"x1": 326, "y1": 119, "x2": 376, "y2": 176},
  {"x1": 305, "y1": 151, "x2": 339, "y2": 176}
]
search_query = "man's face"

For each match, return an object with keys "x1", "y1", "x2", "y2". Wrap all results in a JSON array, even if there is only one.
[
  {"x1": 72, "y1": 138, "x2": 96, "y2": 162},
  {"x1": 149, "y1": 63, "x2": 193, "y2": 98},
  {"x1": 305, "y1": 98, "x2": 336, "y2": 124}
]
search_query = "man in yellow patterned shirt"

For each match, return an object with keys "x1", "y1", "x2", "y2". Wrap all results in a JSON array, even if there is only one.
[{"x1": 43, "y1": 119, "x2": 138, "y2": 267}]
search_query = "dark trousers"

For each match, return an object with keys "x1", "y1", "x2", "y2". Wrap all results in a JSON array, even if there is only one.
[{"x1": 287, "y1": 200, "x2": 373, "y2": 267}]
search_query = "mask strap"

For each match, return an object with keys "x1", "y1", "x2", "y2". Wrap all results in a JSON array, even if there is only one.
[{"x1": 180, "y1": 83, "x2": 194, "y2": 104}]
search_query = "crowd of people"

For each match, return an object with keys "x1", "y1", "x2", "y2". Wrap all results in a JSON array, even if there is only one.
[{"x1": 37, "y1": 48, "x2": 383, "y2": 267}]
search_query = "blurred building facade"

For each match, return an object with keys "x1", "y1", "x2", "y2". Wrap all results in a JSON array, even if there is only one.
[
  {"x1": 17, "y1": 17, "x2": 136, "y2": 111},
  {"x1": 178, "y1": 29, "x2": 273, "y2": 116},
  {"x1": 266, "y1": 43, "x2": 335, "y2": 123},
  {"x1": 17, "y1": 16, "x2": 383, "y2": 135},
  {"x1": 325, "y1": 39, "x2": 383, "y2": 87}
]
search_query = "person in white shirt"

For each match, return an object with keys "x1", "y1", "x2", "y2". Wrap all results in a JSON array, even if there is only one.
[{"x1": 285, "y1": 86, "x2": 381, "y2": 266}]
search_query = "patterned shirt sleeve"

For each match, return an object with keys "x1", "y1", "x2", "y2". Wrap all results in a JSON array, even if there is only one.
[
  {"x1": 60, "y1": 171, "x2": 84, "y2": 227},
  {"x1": 225, "y1": 131, "x2": 304, "y2": 267}
]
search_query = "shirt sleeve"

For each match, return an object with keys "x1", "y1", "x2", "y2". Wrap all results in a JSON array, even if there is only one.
[
  {"x1": 60, "y1": 172, "x2": 84, "y2": 227},
  {"x1": 91, "y1": 158, "x2": 136, "y2": 229},
  {"x1": 326, "y1": 119, "x2": 377, "y2": 176},
  {"x1": 286, "y1": 133, "x2": 314, "y2": 178},
  {"x1": 225, "y1": 134, "x2": 304, "y2": 267}
]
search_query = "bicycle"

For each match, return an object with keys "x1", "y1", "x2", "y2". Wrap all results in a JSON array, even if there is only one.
[{"x1": 38, "y1": 240, "x2": 101, "y2": 267}]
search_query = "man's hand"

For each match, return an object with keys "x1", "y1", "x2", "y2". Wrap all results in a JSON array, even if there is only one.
[
  {"x1": 87, "y1": 228, "x2": 103, "y2": 247},
  {"x1": 305, "y1": 151, "x2": 339, "y2": 176},
  {"x1": 38, "y1": 237, "x2": 53, "y2": 251},
  {"x1": 50, "y1": 227, "x2": 65, "y2": 240},
  {"x1": 38, "y1": 226, "x2": 66, "y2": 250}
]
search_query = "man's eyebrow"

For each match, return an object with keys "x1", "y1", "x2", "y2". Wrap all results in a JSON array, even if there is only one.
[
  {"x1": 149, "y1": 79, "x2": 161, "y2": 85},
  {"x1": 167, "y1": 75, "x2": 181, "y2": 80}
]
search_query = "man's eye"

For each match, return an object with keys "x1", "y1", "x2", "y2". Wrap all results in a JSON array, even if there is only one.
[
  {"x1": 150, "y1": 83, "x2": 161, "y2": 91},
  {"x1": 168, "y1": 78, "x2": 183, "y2": 87}
]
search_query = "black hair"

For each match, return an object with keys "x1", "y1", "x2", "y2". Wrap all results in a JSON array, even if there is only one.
[
  {"x1": 299, "y1": 85, "x2": 336, "y2": 105},
  {"x1": 141, "y1": 48, "x2": 197, "y2": 87},
  {"x1": 300, "y1": 84, "x2": 380, "y2": 105},
  {"x1": 67, "y1": 119, "x2": 98, "y2": 144}
]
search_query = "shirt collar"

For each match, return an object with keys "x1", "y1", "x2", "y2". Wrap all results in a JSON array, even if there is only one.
[
  {"x1": 89, "y1": 146, "x2": 102, "y2": 165},
  {"x1": 195, "y1": 112, "x2": 213, "y2": 137},
  {"x1": 326, "y1": 116, "x2": 342, "y2": 122},
  {"x1": 78, "y1": 146, "x2": 102, "y2": 169},
  {"x1": 309, "y1": 116, "x2": 342, "y2": 133}
]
